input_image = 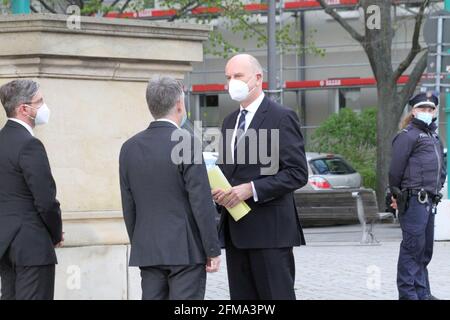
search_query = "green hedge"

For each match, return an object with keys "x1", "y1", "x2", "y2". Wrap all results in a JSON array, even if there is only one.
[{"x1": 308, "y1": 108, "x2": 377, "y2": 190}]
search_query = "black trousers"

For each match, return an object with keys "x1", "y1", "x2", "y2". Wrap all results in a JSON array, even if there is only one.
[
  {"x1": 397, "y1": 197, "x2": 435, "y2": 300},
  {"x1": 0, "y1": 248, "x2": 55, "y2": 300},
  {"x1": 140, "y1": 264, "x2": 206, "y2": 300},
  {"x1": 225, "y1": 230, "x2": 296, "y2": 300}
]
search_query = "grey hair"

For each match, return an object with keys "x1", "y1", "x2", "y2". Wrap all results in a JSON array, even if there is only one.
[
  {"x1": 0, "y1": 80, "x2": 40, "y2": 117},
  {"x1": 146, "y1": 76, "x2": 184, "y2": 119}
]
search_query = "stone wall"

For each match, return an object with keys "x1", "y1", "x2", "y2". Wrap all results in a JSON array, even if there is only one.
[{"x1": 0, "y1": 14, "x2": 210, "y2": 248}]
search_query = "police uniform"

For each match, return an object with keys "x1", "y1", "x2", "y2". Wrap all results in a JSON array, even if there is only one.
[{"x1": 389, "y1": 92, "x2": 446, "y2": 300}]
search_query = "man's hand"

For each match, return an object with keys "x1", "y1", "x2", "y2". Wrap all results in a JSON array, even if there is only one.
[
  {"x1": 55, "y1": 231, "x2": 65, "y2": 248},
  {"x1": 390, "y1": 197, "x2": 398, "y2": 210},
  {"x1": 222, "y1": 183, "x2": 253, "y2": 209},
  {"x1": 212, "y1": 188, "x2": 227, "y2": 206},
  {"x1": 206, "y1": 256, "x2": 221, "y2": 273}
]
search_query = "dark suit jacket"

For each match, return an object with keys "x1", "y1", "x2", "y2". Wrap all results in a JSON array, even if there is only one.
[
  {"x1": 119, "y1": 121, "x2": 221, "y2": 267},
  {"x1": 218, "y1": 96, "x2": 308, "y2": 249},
  {"x1": 0, "y1": 120, "x2": 62, "y2": 266}
]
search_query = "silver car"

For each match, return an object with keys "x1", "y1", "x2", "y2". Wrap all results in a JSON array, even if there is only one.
[
  {"x1": 203, "y1": 151, "x2": 362, "y2": 190},
  {"x1": 302, "y1": 152, "x2": 362, "y2": 190}
]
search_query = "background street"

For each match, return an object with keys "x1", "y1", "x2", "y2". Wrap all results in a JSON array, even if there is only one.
[{"x1": 205, "y1": 223, "x2": 450, "y2": 300}]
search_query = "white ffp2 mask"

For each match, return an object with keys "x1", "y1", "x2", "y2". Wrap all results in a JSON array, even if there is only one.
[
  {"x1": 26, "y1": 103, "x2": 50, "y2": 125},
  {"x1": 228, "y1": 77, "x2": 256, "y2": 102}
]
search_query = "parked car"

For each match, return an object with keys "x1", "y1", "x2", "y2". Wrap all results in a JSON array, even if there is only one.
[
  {"x1": 302, "y1": 152, "x2": 362, "y2": 190},
  {"x1": 297, "y1": 153, "x2": 380, "y2": 227}
]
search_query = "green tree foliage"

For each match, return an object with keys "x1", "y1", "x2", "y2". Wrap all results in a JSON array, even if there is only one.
[
  {"x1": 309, "y1": 108, "x2": 377, "y2": 190},
  {"x1": 163, "y1": 0, "x2": 324, "y2": 58}
]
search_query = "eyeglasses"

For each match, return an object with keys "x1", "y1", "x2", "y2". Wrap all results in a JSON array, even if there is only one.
[{"x1": 23, "y1": 99, "x2": 44, "y2": 107}]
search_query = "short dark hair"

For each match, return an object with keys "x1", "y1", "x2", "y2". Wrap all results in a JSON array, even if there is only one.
[
  {"x1": 146, "y1": 77, "x2": 184, "y2": 119},
  {"x1": 0, "y1": 80, "x2": 39, "y2": 117}
]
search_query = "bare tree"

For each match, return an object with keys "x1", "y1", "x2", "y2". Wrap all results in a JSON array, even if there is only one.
[{"x1": 318, "y1": 0, "x2": 431, "y2": 207}]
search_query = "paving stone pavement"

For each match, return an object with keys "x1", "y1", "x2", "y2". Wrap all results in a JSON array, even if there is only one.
[{"x1": 205, "y1": 223, "x2": 450, "y2": 300}]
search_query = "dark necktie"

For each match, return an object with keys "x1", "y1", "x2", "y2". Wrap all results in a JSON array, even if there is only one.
[{"x1": 234, "y1": 109, "x2": 248, "y2": 161}]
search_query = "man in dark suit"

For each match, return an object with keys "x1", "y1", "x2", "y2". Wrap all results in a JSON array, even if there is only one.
[
  {"x1": 212, "y1": 54, "x2": 308, "y2": 300},
  {"x1": 0, "y1": 80, "x2": 63, "y2": 300},
  {"x1": 119, "y1": 76, "x2": 221, "y2": 300}
]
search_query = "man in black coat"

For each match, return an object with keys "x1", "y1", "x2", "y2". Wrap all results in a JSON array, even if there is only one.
[
  {"x1": 119, "y1": 77, "x2": 221, "y2": 300},
  {"x1": 0, "y1": 80, "x2": 63, "y2": 300},
  {"x1": 212, "y1": 54, "x2": 308, "y2": 300}
]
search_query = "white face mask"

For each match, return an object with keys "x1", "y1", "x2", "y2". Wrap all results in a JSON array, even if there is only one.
[
  {"x1": 228, "y1": 76, "x2": 256, "y2": 102},
  {"x1": 415, "y1": 111, "x2": 433, "y2": 126},
  {"x1": 26, "y1": 103, "x2": 50, "y2": 126}
]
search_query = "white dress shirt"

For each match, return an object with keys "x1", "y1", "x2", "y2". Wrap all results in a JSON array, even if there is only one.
[
  {"x1": 155, "y1": 118, "x2": 180, "y2": 128},
  {"x1": 231, "y1": 92, "x2": 265, "y2": 202},
  {"x1": 8, "y1": 118, "x2": 34, "y2": 136}
]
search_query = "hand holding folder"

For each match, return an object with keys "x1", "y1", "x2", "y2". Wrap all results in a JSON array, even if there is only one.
[{"x1": 207, "y1": 165, "x2": 251, "y2": 222}]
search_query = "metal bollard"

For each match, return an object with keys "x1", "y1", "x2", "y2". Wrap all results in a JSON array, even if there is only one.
[{"x1": 352, "y1": 191, "x2": 378, "y2": 244}]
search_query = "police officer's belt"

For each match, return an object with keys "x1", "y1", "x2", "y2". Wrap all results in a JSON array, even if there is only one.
[
  {"x1": 406, "y1": 189, "x2": 442, "y2": 205},
  {"x1": 407, "y1": 189, "x2": 434, "y2": 197}
]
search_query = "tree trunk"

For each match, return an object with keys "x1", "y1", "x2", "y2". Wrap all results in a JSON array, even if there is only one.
[
  {"x1": 375, "y1": 82, "x2": 400, "y2": 210},
  {"x1": 319, "y1": 0, "x2": 430, "y2": 212},
  {"x1": 363, "y1": 0, "x2": 396, "y2": 210}
]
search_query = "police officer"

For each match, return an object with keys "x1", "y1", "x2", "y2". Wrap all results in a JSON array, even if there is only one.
[{"x1": 389, "y1": 91, "x2": 446, "y2": 300}]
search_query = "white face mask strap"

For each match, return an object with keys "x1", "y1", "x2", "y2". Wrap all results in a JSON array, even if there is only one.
[
  {"x1": 23, "y1": 104, "x2": 36, "y2": 121},
  {"x1": 246, "y1": 74, "x2": 259, "y2": 95}
]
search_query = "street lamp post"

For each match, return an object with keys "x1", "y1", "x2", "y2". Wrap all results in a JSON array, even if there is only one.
[{"x1": 267, "y1": 0, "x2": 278, "y2": 102}]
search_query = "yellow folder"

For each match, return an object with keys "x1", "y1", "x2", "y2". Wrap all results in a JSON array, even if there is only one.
[{"x1": 207, "y1": 165, "x2": 251, "y2": 222}]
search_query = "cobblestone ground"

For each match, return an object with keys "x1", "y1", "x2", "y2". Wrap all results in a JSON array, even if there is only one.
[{"x1": 205, "y1": 223, "x2": 450, "y2": 300}]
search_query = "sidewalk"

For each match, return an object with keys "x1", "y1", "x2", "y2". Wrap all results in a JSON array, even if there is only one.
[{"x1": 205, "y1": 223, "x2": 450, "y2": 300}]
